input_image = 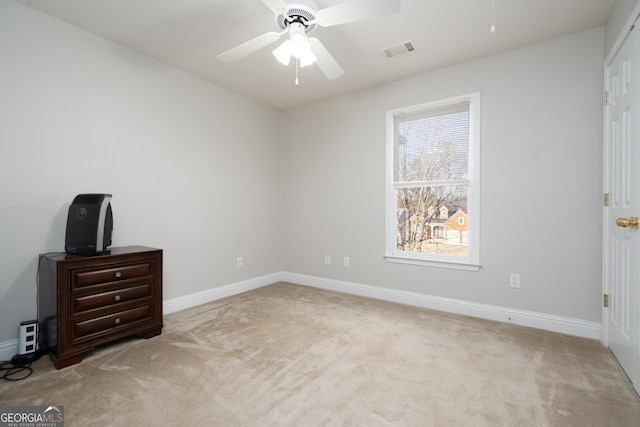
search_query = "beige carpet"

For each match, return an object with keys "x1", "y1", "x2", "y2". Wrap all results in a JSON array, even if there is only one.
[{"x1": 1, "y1": 282, "x2": 639, "y2": 426}]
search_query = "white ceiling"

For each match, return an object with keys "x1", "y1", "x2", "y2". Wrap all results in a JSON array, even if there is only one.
[{"x1": 15, "y1": 0, "x2": 614, "y2": 110}]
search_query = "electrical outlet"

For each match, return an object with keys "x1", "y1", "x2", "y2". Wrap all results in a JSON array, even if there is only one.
[
  {"x1": 510, "y1": 273, "x2": 520, "y2": 288},
  {"x1": 343, "y1": 257, "x2": 350, "y2": 267},
  {"x1": 324, "y1": 254, "x2": 331, "y2": 265},
  {"x1": 237, "y1": 257, "x2": 244, "y2": 268}
]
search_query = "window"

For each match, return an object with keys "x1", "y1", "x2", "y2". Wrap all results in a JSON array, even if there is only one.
[{"x1": 385, "y1": 93, "x2": 480, "y2": 270}]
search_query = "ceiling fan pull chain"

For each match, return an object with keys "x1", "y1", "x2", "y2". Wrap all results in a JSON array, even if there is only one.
[{"x1": 491, "y1": 0, "x2": 496, "y2": 33}]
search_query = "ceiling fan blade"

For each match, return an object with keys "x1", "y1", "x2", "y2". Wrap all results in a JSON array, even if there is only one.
[
  {"x1": 309, "y1": 38, "x2": 344, "y2": 80},
  {"x1": 217, "y1": 32, "x2": 282, "y2": 63},
  {"x1": 317, "y1": 0, "x2": 401, "y2": 27},
  {"x1": 260, "y1": 0, "x2": 288, "y2": 14}
]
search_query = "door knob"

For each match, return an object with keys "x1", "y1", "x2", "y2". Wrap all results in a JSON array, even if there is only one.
[{"x1": 616, "y1": 217, "x2": 639, "y2": 229}]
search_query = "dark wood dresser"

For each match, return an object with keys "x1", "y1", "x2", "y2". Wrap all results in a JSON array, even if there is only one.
[{"x1": 38, "y1": 246, "x2": 163, "y2": 369}]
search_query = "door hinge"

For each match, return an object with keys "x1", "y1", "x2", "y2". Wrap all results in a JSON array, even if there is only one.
[
  {"x1": 603, "y1": 294, "x2": 609, "y2": 308},
  {"x1": 604, "y1": 91, "x2": 612, "y2": 106},
  {"x1": 604, "y1": 193, "x2": 610, "y2": 207}
]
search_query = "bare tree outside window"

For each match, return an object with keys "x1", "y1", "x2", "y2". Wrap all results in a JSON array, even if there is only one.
[{"x1": 393, "y1": 102, "x2": 470, "y2": 257}]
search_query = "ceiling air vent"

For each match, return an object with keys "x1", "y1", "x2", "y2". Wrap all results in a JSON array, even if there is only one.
[{"x1": 382, "y1": 41, "x2": 416, "y2": 58}]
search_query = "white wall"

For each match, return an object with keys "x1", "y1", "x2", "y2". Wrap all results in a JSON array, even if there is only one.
[
  {"x1": 0, "y1": 1, "x2": 283, "y2": 343},
  {"x1": 281, "y1": 27, "x2": 605, "y2": 323}
]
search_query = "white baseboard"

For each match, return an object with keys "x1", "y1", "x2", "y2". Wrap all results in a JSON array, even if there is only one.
[
  {"x1": 163, "y1": 272, "x2": 281, "y2": 315},
  {"x1": 0, "y1": 338, "x2": 18, "y2": 363},
  {"x1": 280, "y1": 272, "x2": 602, "y2": 340},
  {"x1": 0, "y1": 271, "x2": 602, "y2": 360},
  {"x1": 0, "y1": 273, "x2": 279, "y2": 362}
]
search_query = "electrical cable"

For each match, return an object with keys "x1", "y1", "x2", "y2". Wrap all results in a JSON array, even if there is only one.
[
  {"x1": 1, "y1": 348, "x2": 48, "y2": 380},
  {"x1": 0, "y1": 360, "x2": 33, "y2": 381},
  {"x1": 35, "y1": 253, "x2": 62, "y2": 354},
  {"x1": 1, "y1": 252, "x2": 62, "y2": 381}
]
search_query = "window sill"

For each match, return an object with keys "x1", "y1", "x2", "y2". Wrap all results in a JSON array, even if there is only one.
[{"x1": 384, "y1": 254, "x2": 481, "y2": 271}]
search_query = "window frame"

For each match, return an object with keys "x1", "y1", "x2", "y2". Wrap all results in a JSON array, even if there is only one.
[{"x1": 384, "y1": 92, "x2": 481, "y2": 271}]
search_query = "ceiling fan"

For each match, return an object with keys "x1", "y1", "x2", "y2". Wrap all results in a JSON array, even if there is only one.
[{"x1": 217, "y1": 0, "x2": 402, "y2": 81}]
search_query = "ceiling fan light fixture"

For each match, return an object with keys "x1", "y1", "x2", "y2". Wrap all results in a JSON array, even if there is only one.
[
  {"x1": 298, "y1": 48, "x2": 317, "y2": 67},
  {"x1": 273, "y1": 22, "x2": 317, "y2": 67},
  {"x1": 273, "y1": 40, "x2": 292, "y2": 65},
  {"x1": 290, "y1": 33, "x2": 309, "y2": 56}
]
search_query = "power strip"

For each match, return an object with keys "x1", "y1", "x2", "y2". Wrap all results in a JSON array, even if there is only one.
[{"x1": 18, "y1": 320, "x2": 38, "y2": 355}]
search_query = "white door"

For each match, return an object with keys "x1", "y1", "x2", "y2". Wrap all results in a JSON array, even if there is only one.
[{"x1": 604, "y1": 21, "x2": 640, "y2": 394}]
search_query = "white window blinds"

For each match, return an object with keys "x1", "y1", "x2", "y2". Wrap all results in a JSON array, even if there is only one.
[{"x1": 393, "y1": 101, "x2": 470, "y2": 185}]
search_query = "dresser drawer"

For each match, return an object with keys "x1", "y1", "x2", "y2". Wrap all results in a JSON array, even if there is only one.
[
  {"x1": 72, "y1": 261, "x2": 153, "y2": 291},
  {"x1": 72, "y1": 283, "x2": 151, "y2": 314},
  {"x1": 72, "y1": 304, "x2": 152, "y2": 342}
]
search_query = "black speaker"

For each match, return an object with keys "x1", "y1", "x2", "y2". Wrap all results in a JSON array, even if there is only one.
[{"x1": 65, "y1": 194, "x2": 113, "y2": 255}]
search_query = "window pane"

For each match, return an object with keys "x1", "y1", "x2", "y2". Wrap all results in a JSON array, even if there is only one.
[
  {"x1": 396, "y1": 185, "x2": 468, "y2": 257},
  {"x1": 394, "y1": 102, "x2": 469, "y2": 183}
]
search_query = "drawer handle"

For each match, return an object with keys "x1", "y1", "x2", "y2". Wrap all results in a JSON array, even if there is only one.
[
  {"x1": 114, "y1": 295, "x2": 121, "y2": 302},
  {"x1": 115, "y1": 272, "x2": 122, "y2": 278},
  {"x1": 114, "y1": 318, "x2": 121, "y2": 325}
]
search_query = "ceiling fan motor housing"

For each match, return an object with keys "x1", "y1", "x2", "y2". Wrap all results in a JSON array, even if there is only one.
[{"x1": 276, "y1": 0, "x2": 318, "y2": 33}]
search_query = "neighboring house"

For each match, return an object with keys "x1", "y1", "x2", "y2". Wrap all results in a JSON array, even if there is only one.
[
  {"x1": 397, "y1": 203, "x2": 468, "y2": 248},
  {"x1": 442, "y1": 208, "x2": 468, "y2": 245},
  {"x1": 424, "y1": 205, "x2": 468, "y2": 245}
]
